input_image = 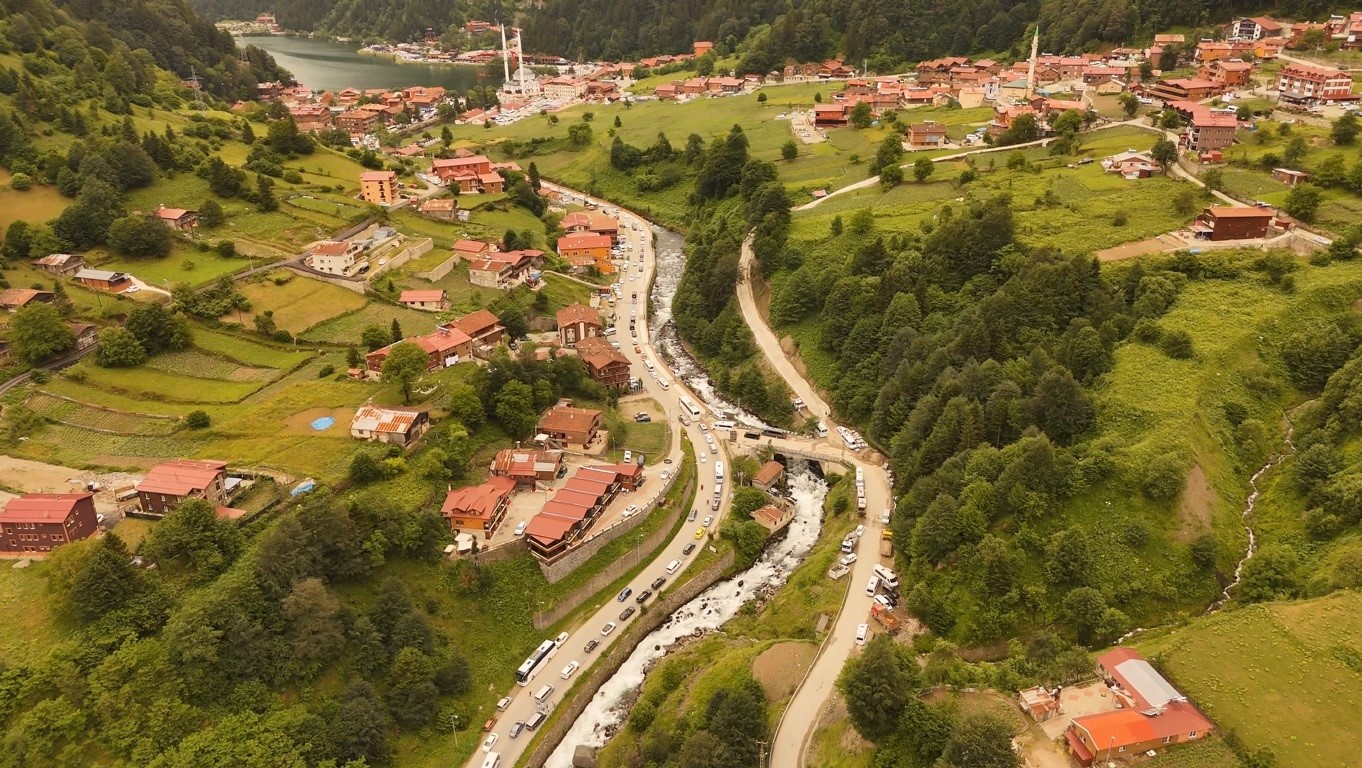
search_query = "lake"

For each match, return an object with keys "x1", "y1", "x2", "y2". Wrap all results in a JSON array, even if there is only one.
[{"x1": 237, "y1": 35, "x2": 496, "y2": 94}]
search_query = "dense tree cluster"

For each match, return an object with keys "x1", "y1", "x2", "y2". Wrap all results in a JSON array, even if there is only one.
[{"x1": 194, "y1": 0, "x2": 512, "y2": 42}]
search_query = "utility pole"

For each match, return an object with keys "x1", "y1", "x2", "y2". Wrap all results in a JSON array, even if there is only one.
[{"x1": 757, "y1": 740, "x2": 768, "y2": 768}]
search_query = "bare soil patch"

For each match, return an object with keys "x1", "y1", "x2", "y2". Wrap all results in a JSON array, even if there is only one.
[
  {"x1": 0, "y1": 456, "x2": 87, "y2": 492},
  {"x1": 1095, "y1": 236, "x2": 1178, "y2": 262},
  {"x1": 1177, "y1": 463, "x2": 1216, "y2": 541},
  {"x1": 282, "y1": 406, "x2": 354, "y2": 436},
  {"x1": 751, "y1": 641, "x2": 816, "y2": 704}
]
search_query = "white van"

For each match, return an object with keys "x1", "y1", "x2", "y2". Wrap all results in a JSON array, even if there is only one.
[
  {"x1": 666, "y1": 558, "x2": 681, "y2": 573},
  {"x1": 481, "y1": 753, "x2": 501, "y2": 768},
  {"x1": 855, "y1": 623, "x2": 869, "y2": 646},
  {"x1": 872, "y1": 565, "x2": 899, "y2": 590},
  {"x1": 554, "y1": 631, "x2": 569, "y2": 648},
  {"x1": 533, "y1": 684, "x2": 554, "y2": 703},
  {"x1": 866, "y1": 576, "x2": 880, "y2": 596},
  {"x1": 643, "y1": 359, "x2": 655, "y2": 371},
  {"x1": 659, "y1": 379, "x2": 670, "y2": 390},
  {"x1": 714, "y1": 420, "x2": 735, "y2": 432},
  {"x1": 815, "y1": 422, "x2": 828, "y2": 437}
]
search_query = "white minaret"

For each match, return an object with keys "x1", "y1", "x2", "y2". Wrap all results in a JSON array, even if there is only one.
[
  {"x1": 1025, "y1": 24, "x2": 1040, "y2": 100},
  {"x1": 516, "y1": 28, "x2": 527, "y2": 94},
  {"x1": 500, "y1": 24, "x2": 512, "y2": 86}
]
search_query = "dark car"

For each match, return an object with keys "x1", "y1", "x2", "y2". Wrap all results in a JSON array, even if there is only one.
[
  {"x1": 744, "y1": 431, "x2": 761, "y2": 440},
  {"x1": 762, "y1": 428, "x2": 786, "y2": 438},
  {"x1": 635, "y1": 589, "x2": 653, "y2": 604},
  {"x1": 650, "y1": 576, "x2": 666, "y2": 590},
  {"x1": 634, "y1": 412, "x2": 652, "y2": 423},
  {"x1": 584, "y1": 639, "x2": 599, "y2": 654},
  {"x1": 617, "y1": 587, "x2": 632, "y2": 602},
  {"x1": 682, "y1": 543, "x2": 696, "y2": 555},
  {"x1": 509, "y1": 722, "x2": 525, "y2": 739},
  {"x1": 619, "y1": 606, "x2": 636, "y2": 621}
]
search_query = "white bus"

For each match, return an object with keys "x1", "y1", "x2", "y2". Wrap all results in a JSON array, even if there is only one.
[
  {"x1": 679, "y1": 396, "x2": 702, "y2": 419},
  {"x1": 516, "y1": 640, "x2": 556, "y2": 685},
  {"x1": 481, "y1": 752, "x2": 501, "y2": 768}
]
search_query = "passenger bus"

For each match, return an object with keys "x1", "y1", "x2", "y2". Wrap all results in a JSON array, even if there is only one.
[
  {"x1": 516, "y1": 640, "x2": 556, "y2": 685},
  {"x1": 679, "y1": 396, "x2": 703, "y2": 420}
]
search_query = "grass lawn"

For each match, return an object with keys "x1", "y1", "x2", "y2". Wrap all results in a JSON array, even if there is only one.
[
  {"x1": 1140, "y1": 737, "x2": 1242, "y2": 768},
  {"x1": 112, "y1": 517, "x2": 156, "y2": 548},
  {"x1": 1138, "y1": 591, "x2": 1362, "y2": 768},
  {"x1": 0, "y1": 170, "x2": 70, "y2": 233},
  {"x1": 301, "y1": 300, "x2": 451, "y2": 345},
  {"x1": 191, "y1": 327, "x2": 315, "y2": 369},
  {"x1": 67, "y1": 361, "x2": 268, "y2": 403},
  {"x1": 98, "y1": 243, "x2": 255, "y2": 289},
  {"x1": 602, "y1": 411, "x2": 670, "y2": 460},
  {"x1": 0, "y1": 561, "x2": 66, "y2": 666},
  {"x1": 808, "y1": 718, "x2": 873, "y2": 768},
  {"x1": 236, "y1": 271, "x2": 369, "y2": 333},
  {"x1": 26, "y1": 393, "x2": 181, "y2": 435}
]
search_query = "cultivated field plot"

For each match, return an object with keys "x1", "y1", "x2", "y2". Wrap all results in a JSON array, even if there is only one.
[
  {"x1": 1142, "y1": 591, "x2": 1362, "y2": 768},
  {"x1": 25, "y1": 393, "x2": 180, "y2": 435},
  {"x1": 145, "y1": 350, "x2": 279, "y2": 381},
  {"x1": 14, "y1": 422, "x2": 209, "y2": 468},
  {"x1": 301, "y1": 301, "x2": 446, "y2": 344},
  {"x1": 236, "y1": 272, "x2": 369, "y2": 334},
  {"x1": 191, "y1": 327, "x2": 313, "y2": 369}
]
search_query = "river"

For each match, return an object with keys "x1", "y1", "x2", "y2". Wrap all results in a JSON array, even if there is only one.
[
  {"x1": 236, "y1": 35, "x2": 494, "y2": 93},
  {"x1": 545, "y1": 471, "x2": 829, "y2": 767}
]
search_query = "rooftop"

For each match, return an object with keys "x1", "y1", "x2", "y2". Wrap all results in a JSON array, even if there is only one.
[
  {"x1": 538, "y1": 405, "x2": 602, "y2": 435},
  {"x1": 752, "y1": 460, "x2": 785, "y2": 486},
  {"x1": 0, "y1": 493, "x2": 93, "y2": 524},
  {"x1": 556, "y1": 303, "x2": 602, "y2": 327},
  {"x1": 137, "y1": 459, "x2": 228, "y2": 497},
  {"x1": 451, "y1": 309, "x2": 502, "y2": 337},
  {"x1": 360, "y1": 170, "x2": 397, "y2": 181},
  {"x1": 399, "y1": 289, "x2": 446, "y2": 304},
  {"x1": 441, "y1": 476, "x2": 516, "y2": 521},
  {"x1": 350, "y1": 404, "x2": 427, "y2": 435},
  {"x1": 1205, "y1": 206, "x2": 1272, "y2": 218}
]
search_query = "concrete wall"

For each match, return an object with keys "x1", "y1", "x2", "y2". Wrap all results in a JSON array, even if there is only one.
[
  {"x1": 416, "y1": 252, "x2": 460, "y2": 282},
  {"x1": 533, "y1": 477, "x2": 692, "y2": 630},
  {"x1": 522, "y1": 550, "x2": 735, "y2": 768},
  {"x1": 474, "y1": 536, "x2": 529, "y2": 565},
  {"x1": 374, "y1": 237, "x2": 433, "y2": 277},
  {"x1": 284, "y1": 264, "x2": 368, "y2": 294},
  {"x1": 539, "y1": 468, "x2": 684, "y2": 584}
]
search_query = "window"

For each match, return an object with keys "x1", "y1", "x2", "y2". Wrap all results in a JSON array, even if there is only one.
[
  {"x1": 1118, "y1": 746, "x2": 1126, "y2": 753},
  {"x1": 1164, "y1": 737, "x2": 1172, "y2": 744},
  {"x1": 1189, "y1": 731, "x2": 1198, "y2": 739}
]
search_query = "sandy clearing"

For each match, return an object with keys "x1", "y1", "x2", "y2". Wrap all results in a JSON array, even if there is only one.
[
  {"x1": 1177, "y1": 463, "x2": 1216, "y2": 542},
  {"x1": 282, "y1": 406, "x2": 354, "y2": 436},
  {"x1": 752, "y1": 640, "x2": 817, "y2": 704}
]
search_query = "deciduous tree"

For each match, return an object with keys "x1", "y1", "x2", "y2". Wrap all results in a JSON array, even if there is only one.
[
  {"x1": 381, "y1": 341, "x2": 427, "y2": 403},
  {"x1": 10, "y1": 302, "x2": 74, "y2": 364}
]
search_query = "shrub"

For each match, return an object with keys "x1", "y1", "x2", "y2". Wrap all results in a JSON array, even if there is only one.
[
  {"x1": 1142, "y1": 453, "x2": 1186, "y2": 501},
  {"x1": 1131, "y1": 319, "x2": 1162, "y2": 343},
  {"x1": 10, "y1": 172, "x2": 31, "y2": 190},
  {"x1": 1159, "y1": 329, "x2": 1193, "y2": 359},
  {"x1": 1112, "y1": 211, "x2": 1129, "y2": 227},
  {"x1": 318, "y1": 364, "x2": 335, "y2": 378},
  {"x1": 185, "y1": 410, "x2": 211, "y2": 429}
]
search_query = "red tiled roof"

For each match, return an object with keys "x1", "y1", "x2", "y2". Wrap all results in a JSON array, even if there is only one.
[
  {"x1": 525, "y1": 513, "x2": 576, "y2": 544},
  {"x1": 1071, "y1": 702, "x2": 1213, "y2": 750},
  {"x1": 350, "y1": 404, "x2": 427, "y2": 435},
  {"x1": 360, "y1": 170, "x2": 396, "y2": 182},
  {"x1": 576, "y1": 336, "x2": 629, "y2": 371},
  {"x1": 556, "y1": 303, "x2": 601, "y2": 328},
  {"x1": 453, "y1": 239, "x2": 493, "y2": 254},
  {"x1": 1206, "y1": 206, "x2": 1271, "y2": 218},
  {"x1": 137, "y1": 460, "x2": 227, "y2": 497},
  {"x1": 0, "y1": 493, "x2": 92, "y2": 524},
  {"x1": 538, "y1": 406, "x2": 602, "y2": 435},
  {"x1": 312, "y1": 241, "x2": 349, "y2": 256},
  {"x1": 557, "y1": 232, "x2": 612, "y2": 251},
  {"x1": 413, "y1": 327, "x2": 471, "y2": 355},
  {"x1": 155, "y1": 207, "x2": 191, "y2": 220},
  {"x1": 452, "y1": 309, "x2": 501, "y2": 337},
  {"x1": 400, "y1": 289, "x2": 446, "y2": 304},
  {"x1": 441, "y1": 476, "x2": 516, "y2": 521},
  {"x1": 752, "y1": 460, "x2": 784, "y2": 485}
]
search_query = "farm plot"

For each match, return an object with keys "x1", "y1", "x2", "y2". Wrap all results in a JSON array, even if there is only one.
[
  {"x1": 236, "y1": 274, "x2": 368, "y2": 335},
  {"x1": 191, "y1": 328, "x2": 313, "y2": 369},
  {"x1": 301, "y1": 301, "x2": 445, "y2": 344},
  {"x1": 12, "y1": 423, "x2": 209, "y2": 468},
  {"x1": 25, "y1": 394, "x2": 180, "y2": 436},
  {"x1": 70, "y1": 362, "x2": 266, "y2": 404},
  {"x1": 145, "y1": 350, "x2": 279, "y2": 382}
]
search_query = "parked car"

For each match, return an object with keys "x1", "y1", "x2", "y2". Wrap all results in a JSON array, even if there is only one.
[
  {"x1": 635, "y1": 589, "x2": 652, "y2": 604},
  {"x1": 514, "y1": 521, "x2": 527, "y2": 536},
  {"x1": 619, "y1": 606, "x2": 636, "y2": 621},
  {"x1": 496, "y1": 697, "x2": 511, "y2": 711},
  {"x1": 509, "y1": 722, "x2": 525, "y2": 739},
  {"x1": 694, "y1": 527, "x2": 706, "y2": 539},
  {"x1": 702, "y1": 516, "x2": 713, "y2": 527},
  {"x1": 482, "y1": 734, "x2": 498, "y2": 753},
  {"x1": 623, "y1": 450, "x2": 632, "y2": 463},
  {"x1": 651, "y1": 576, "x2": 667, "y2": 590},
  {"x1": 561, "y1": 661, "x2": 580, "y2": 679},
  {"x1": 688, "y1": 509, "x2": 697, "y2": 521},
  {"x1": 601, "y1": 622, "x2": 617, "y2": 636},
  {"x1": 840, "y1": 553, "x2": 858, "y2": 566},
  {"x1": 634, "y1": 412, "x2": 652, "y2": 422},
  {"x1": 683, "y1": 543, "x2": 697, "y2": 555},
  {"x1": 617, "y1": 587, "x2": 632, "y2": 602}
]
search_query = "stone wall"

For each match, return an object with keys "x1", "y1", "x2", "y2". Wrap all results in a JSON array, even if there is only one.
[
  {"x1": 474, "y1": 536, "x2": 529, "y2": 565},
  {"x1": 375, "y1": 236, "x2": 433, "y2": 276},
  {"x1": 533, "y1": 478, "x2": 692, "y2": 630},
  {"x1": 522, "y1": 550, "x2": 735, "y2": 768},
  {"x1": 283, "y1": 265, "x2": 367, "y2": 294},
  {"x1": 416, "y1": 252, "x2": 460, "y2": 282},
  {"x1": 539, "y1": 468, "x2": 683, "y2": 584}
]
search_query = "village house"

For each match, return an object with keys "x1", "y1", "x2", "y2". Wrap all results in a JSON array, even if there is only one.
[
  {"x1": 557, "y1": 232, "x2": 614, "y2": 274},
  {"x1": 399, "y1": 289, "x2": 449, "y2": 311},
  {"x1": 449, "y1": 308, "x2": 506, "y2": 350},
  {"x1": 1145, "y1": 77, "x2": 1224, "y2": 102},
  {"x1": 907, "y1": 122, "x2": 949, "y2": 148},
  {"x1": 289, "y1": 103, "x2": 332, "y2": 132},
  {"x1": 1199, "y1": 59, "x2": 1254, "y2": 88},
  {"x1": 336, "y1": 109, "x2": 380, "y2": 135},
  {"x1": 152, "y1": 205, "x2": 197, "y2": 231},
  {"x1": 73, "y1": 269, "x2": 131, "y2": 292},
  {"x1": 0, "y1": 288, "x2": 54, "y2": 311},
  {"x1": 432, "y1": 155, "x2": 504, "y2": 193},
  {"x1": 1065, "y1": 648, "x2": 1214, "y2": 766},
  {"x1": 441, "y1": 476, "x2": 516, "y2": 538},
  {"x1": 308, "y1": 240, "x2": 362, "y2": 275},
  {"x1": 70, "y1": 322, "x2": 98, "y2": 351},
  {"x1": 1082, "y1": 65, "x2": 1126, "y2": 85},
  {"x1": 417, "y1": 198, "x2": 457, "y2": 220},
  {"x1": 366, "y1": 325, "x2": 473, "y2": 374},
  {"x1": 467, "y1": 249, "x2": 542, "y2": 289},
  {"x1": 349, "y1": 404, "x2": 430, "y2": 446},
  {"x1": 655, "y1": 84, "x2": 679, "y2": 100},
  {"x1": 491, "y1": 447, "x2": 565, "y2": 487},
  {"x1": 359, "y1": 170, "x2": 399, "y2": 206},
  {"x1": 1018, "y1": 686, "x2": 1061, "y2": 722},
  {"x1": 536, "y1": 404, "x2": 603, "y2": 449},
  {"x1": 556, "y1": 303, "x2": 602, "y2": 347},
  {"x1": 752, "y1": 503, "x2": 795, "y2": 534},
  {"x1": 32, "y1": 253, "x2": 84, "y2": 277},
  {"x1": 1192, "y1": 206, "x2": 1273, "y2": 240},
  {"x1": 0, "y1": 493, "x2": 99, "y2": 555},
  {"x1": 542, "y1": 76, "x2": 587, "y2": 101},
  {"x1": 1277, "y1": 63, "x2": 1356, "y2": 103},
  {"x1": 1102, "y1": 150, "x2": 1160, "y2": 179},
  {"x1": 1228, "y1": 16, "x2": 1283, "y2": 40},
  {"x1": 136, "y1": 459, "x2": 228, "y2": 515},
  {"x1": 751, "y1": 460, "x2": 785, "y2": 492},
  {"x1": 561, "y1": 211, "x2": 620, "y2": 243},
  {"x1": 1272, "y1": 168, "x2": 1310, "y2": 186},
  {"x1": 574, "y1": 336, "x2": 631, "y2": 389},
  {"x1": 819, "y1": 59, "x2": 855, "y2": 78},
  {"x1": 452, "y1": 238, "x2": 495, "y2": 261},
  {"x1": 812, "y1": 103, "x2": 849, "y2": 127},
  {"x1": 693, "y1": 41, "x2": 714, "y2": 56},
  {"x1": 1185, "y1": 110, "x2": 1237, "y2": 152}
]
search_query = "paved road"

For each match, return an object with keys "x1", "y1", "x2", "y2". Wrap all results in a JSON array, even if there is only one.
[
  {"x1": 735, "y1": 234, "x2": 896, "y2": 767},
  {"x1": 462, "y1": 182, "x2": 736, "y2": 768},
  {"x1": 0, "y1": 347, "x2": 96, "y2": 397}
]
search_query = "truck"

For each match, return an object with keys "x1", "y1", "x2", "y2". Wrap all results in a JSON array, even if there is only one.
[
  {"x1": 871, "y1": 603, "x2": 900, "y2": 633},
  {"x1": 880, "y1": 531, "x2": 894, "y2": 558}
]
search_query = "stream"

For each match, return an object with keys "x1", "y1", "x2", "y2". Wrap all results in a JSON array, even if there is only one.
[
  {"x1": 648, "y1": 225, "x2": 772, "y2": 430},
  {"x1": 544, "y1": 472, "x2": 829, "y2": 767}
]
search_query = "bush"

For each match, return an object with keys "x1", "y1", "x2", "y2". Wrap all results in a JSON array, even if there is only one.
[
  {"x1": 1158, "y1": 329, "x2": 1193, "y2": 359},
  {"x1": 1131, "y1": 319, "x2": 1162, "y2": 343},
  {"x1": 1142, "y1": 453, "x2": 1186, "y2": 501},
  {"x1": 1111, "y1": 211, "x2": 1129, "y2": 227},
  {"x1": 318, "y1": 364, "x2": 335, "y2": 378},
  {"x1": 10, "y1": 172, "x2": 31, "y2": 190},
  {"x1": 185, "y1": 410, "x2": 211, "y2": 429}
]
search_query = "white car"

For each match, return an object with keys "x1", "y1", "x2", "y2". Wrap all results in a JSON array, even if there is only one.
[
  {"x1": 623, "y1": 450, "x2": 632, "y2": 463},
  {"x1": 840, "y1": 553, "x2": 858, "y2": 566},
  {"x1": 699, "y1": 453, "x2": 708, "y2": 463},
  {"x1": 496, "y1": 696, "x2": 511, "y2": 711},
  {"x1": 601, "y1": 622, "x2": 617, "y2": 636},
  {"x1": 709, "y1": 444, "x2": 717, "y2": 455},
  {"x1": 482, "y1": 734, "x2": 498, "y2": 753},
  {"x1": 514, "y1": 521, "x2": 527, "y2": 536},
  {"x1": 622, "y1": 504, "x2": 639, "y2": 518},
  {"x1": 699, "y1": 423, "x2": 708, "y2": 432},
  {"x1": 702, "y1": 516, "x2": 713, "y2": 527},
  {"x1": 704, "y1": 434, "x2": 715, "y2": 444},
  {"x1": 873, "y1": 594, "x2": 893, "y2": 609},
  {"x1": 561, "y1": 661, "x2": 580, "y2": 679}
]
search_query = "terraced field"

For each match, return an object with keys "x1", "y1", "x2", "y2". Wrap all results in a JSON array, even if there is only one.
[
  {"x1": 145, "y1": 350, "x2": 279, "y2": 382},
  {"x1": 301, "y1": 301, "x2": 445, "y2": 344},
  {"x1": 25, "y1": 394, "x2": 180, "y2": 436}
]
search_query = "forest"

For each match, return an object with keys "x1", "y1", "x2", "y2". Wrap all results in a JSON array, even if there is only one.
[
  {"x1": 523, "y1": 0, "x2": 1340, "y2": 70},
  {"x1": 192, "y1": 0, "x2": 516, "y2": 42}
]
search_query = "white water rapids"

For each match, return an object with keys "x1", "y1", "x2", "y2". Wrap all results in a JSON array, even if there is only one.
[{"x1": 544, "y1": 472, "x2": 829, "y2": 767}]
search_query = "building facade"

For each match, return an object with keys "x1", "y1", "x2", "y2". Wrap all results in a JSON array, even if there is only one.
[{"x1": 0, "y1": 493, "x2": 99, "y2": 555}]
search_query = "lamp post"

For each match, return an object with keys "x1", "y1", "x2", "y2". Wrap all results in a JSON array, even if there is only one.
[
  {"x1": 1106, "y1": 735, "x2": 1115, "y2": 762},
  {"x1": 450, "y1": 714, "x2": 460, "y2": 751}
]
